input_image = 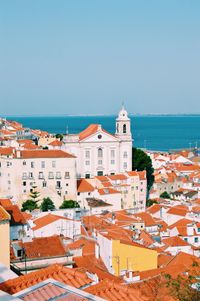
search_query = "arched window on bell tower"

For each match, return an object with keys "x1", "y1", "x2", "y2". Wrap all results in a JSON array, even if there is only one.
[{"x1": 123, "y1": 124, "x2": 126, "y2": 134}]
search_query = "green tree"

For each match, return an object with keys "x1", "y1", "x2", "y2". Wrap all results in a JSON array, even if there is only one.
[
  {"x1": 21, "y1": 199, "x2": 38, "y2": 212},
  {"x1": 132, "y1": 148, "x2": 154, "y2": 194},
  {"x1": 160, "y1": 191, "x2": 171, "y2": 199},
  {"x1": 146, "y1": 199, "x2": 158, "y2": 207},
  {"x1": 59, "y1": 200, "x2": 80, "y2": 209},
  {"x1": 29, "y1": 185, "x2": 40, "y2": 201},
  {"x1": 40, "y1": 197, "x2": 55, "y2": 212},
  {"x1": 55, "y1": 133, "x2": 64, "y2": 141}
]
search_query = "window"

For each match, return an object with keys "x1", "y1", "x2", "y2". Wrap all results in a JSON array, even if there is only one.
[
  {"x1": 41, "y1": 161, "x2": 45, "y2": 168},
  {"x1": 29, "y1": 172, "x2": 33, "y2": 179},
  {"x1": 85, "y1": 173, "x2": 90, "y2": 178},
  {"x1": 85, "y1": 150, "x2": 90, "y2": 158},
  {"x1": 123, "y1": 162, "x2": 127, "y2": 169},
  {"x1": 111, "y1": 160, "x2": 115, "y2": 165},
  {"x1": 98, "y1": 148, "x2": 103, "y2": 158},
  {"x1": 39, "y1": 172, "x2": 44, "y2": 179},
  {"x1": 85, "y1": 160, "x2": 90, "y2": 166},
  {"x1": 56, "y1": 172, "x2": 61, "y2": 179},
  {"x1": 23, "y1": 161, "x2": 26, "y2": 166},
  {"x1": 123, "y1": 124, "x2": 126, "y2": 134},
  {"x1": 198, "y1": 228, "x2": 200, "y2": 232},
  {"x1": 52, "y1": 161, "x2": 56, "y2": 168},
  {"x1": 43, "y1": 181, "x2": 47, "y2": 187},
  {"x1": 17, "y1": 250, "x2": 23, "y2": 258},
  {"x1": 31, "y1": 162, "x2": 35, "y2": 168},
  {"x1": 23, "y1": 181, "x2": 26, "y2": 186},
  {"x1": 77, "y1": 192, "x2": 80, "y2": 196},
  {"x1": 97, "y1": 171, "x2": 103, "y2": 176},
  {"x1": 123, "y1": 151, "x2": 128, "y2": 158},
  {"x1": 56, "y1": 181, "x2": 61, "y2": 188},
  {"x1": 195, "y1": 237, "x2": 198, "y2": 243},
  {"x1": 65, "y1": 172, "x2": 70, "y2": 178},
  {"x1": 184, "y1": 238, "x2": 188, "y2": 242},
  {"x1": 111, "y1": 149, "x2": 115, "y2": 158},
  {"x1": 49, "y1": 172, "x2": 54, "y2": 179},
  {"x1": 98, "y1": 160, "x2": 103, "y2": 165},
  {"x1": 22, "y1": 172, "x2": 27, "y2": 179}
]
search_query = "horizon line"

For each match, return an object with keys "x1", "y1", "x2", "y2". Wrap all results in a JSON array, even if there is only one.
[{"x1": 2, "y1": 113, "x2": 200, "y2": 118}]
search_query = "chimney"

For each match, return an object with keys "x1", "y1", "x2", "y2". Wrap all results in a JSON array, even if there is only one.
[{"x1": 16, "y1": 150, "x2": 21, "y2": 158}]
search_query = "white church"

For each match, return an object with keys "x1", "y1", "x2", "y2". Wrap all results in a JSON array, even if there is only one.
[{"x1": 63, "y1": 106, "x2": 133, "y2": 179}]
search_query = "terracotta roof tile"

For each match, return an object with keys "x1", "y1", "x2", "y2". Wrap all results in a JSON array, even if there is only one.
[
  {"x1": 0, "y1": 205, "x2": 10, "y2": 222},
  {"x1": 15, "y1": 236, "x2": 66, "y2": 259},
  {"x1": 4, "y1": 205, "x2": 26, "y2": 225},
  {"x1": 162, "y1": 236, "x2": 190, "y2": 247},
  {"x1": 15, "y1": 150, "x2": 75, "y2": 159},
  {"x1": 85, "y1": 279, "x2": 148, "y2": 301},
  {"x1": 0, "y1": 264, "x2": 93, "y2": 295},
  {"x1": 77, "y1": 179, "x2": 95, "y2": 193},
  {"x1": 0, "y1": 198, "x2": 13, "y2": 207},
  {"x1": 32, "y1": 214, "x2": 72, "y2": 231}
]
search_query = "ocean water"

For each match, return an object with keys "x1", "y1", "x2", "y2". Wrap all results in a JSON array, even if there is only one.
[{"x1": 6, "y1": 115, "x2": 200, "y2": 152}]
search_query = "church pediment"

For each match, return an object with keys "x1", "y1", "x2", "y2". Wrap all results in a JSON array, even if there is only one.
[{"x1": 79, "y1": 125, "x2": 118, "y2": 143}]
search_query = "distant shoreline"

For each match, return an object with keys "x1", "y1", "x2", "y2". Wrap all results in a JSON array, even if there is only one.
[{"x1": 2, "y1": 114, "x2": 200, "y2": 118}]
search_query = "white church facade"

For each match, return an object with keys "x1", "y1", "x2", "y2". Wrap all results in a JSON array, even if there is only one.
[{"x1": 62, "y1": 106, "x2": 133, "y2": 178}]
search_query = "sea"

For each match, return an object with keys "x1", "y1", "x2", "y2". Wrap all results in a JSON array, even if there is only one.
[{"x1": 5, "y1": 115, "x2": 200, "y2": 152}]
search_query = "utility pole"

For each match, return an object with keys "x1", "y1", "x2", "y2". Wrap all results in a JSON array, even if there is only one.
[{"x1": 22, "y1": 247, "x2": 27, "y2": 275}]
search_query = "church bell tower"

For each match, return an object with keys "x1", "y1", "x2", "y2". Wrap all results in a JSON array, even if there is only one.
[{"x1": 115, "y1": 105, "x2": 132, "y2": 141}]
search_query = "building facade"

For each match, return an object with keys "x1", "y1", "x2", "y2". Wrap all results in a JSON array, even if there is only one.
[
  {"x1": 0, "y1": 150, "x2": 77, "y2": 208},
  {"x1": 63, "y1": 106, "x2": 133, "y2": 178}
]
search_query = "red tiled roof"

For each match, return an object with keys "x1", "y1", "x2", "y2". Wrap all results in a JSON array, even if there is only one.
[
  {"x1": 162, "y1": 236, "x2": 190, "y2": 247},
  {"x1": 48, "y1": 140, "x2": 63, "y2": 146},
  {"x1": 147, "y1": 204, "x2": 162, "y2": 214},
  {"x1": 67, "y1": 238, "x2": 95, "y2": 256},
  {"x1": 16, "y1": 236, "x2": 66, "y2": 259},
  {"x1": 0, "y1": 147, "x2": 14, "y2": 156},
  {"x1": 98, "y1": 188, "x2": 120, "y2": 195},
  {"x1": 133, "y1": 212, "x2": 157, "y2": 227},
  {"x1": 79, "y1": 124, "x2": 115, "y2": 141},
  {"x1": 74, "y1": 255, "x2": 120, "y2": 282},
  {"x1": 0, "y1": 264, "x2": 93, "y2": 294},
  {"x1": 32, "y1": 214, "x2": 72, "y2": 230},
  {"x1": 4, "y1": 205, "x2": 27, "y2": 225},
  {"x1": 85, "y1": 279, "x2": 148, "y2": 301},
  {"x1": 77, "y1": 179, "x2": 95, "y2": 193},
  {"x1": 15, "y1": 150, "x2": 75, "y2": 159},
  {"x1": 0, "y1": 198, "x2": 13, "y2": 207},
  {"x1": 167, "y1": 206, "x2": 188, "y2": 217},
  {"x1": 0, "y1": 206, "x2": 10, "y2": 222},
  {"x1": 138, "y1": 171, "x2": 146, "y2": 180},
  {"x1": 108, "y1": 174, "x2": 127, "y2": 181}
]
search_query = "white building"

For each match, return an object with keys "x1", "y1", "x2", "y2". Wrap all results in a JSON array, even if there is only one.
[
  {"x1": 0, "y1": 149, "x2": 77, "y2": 208},
  {"x1": 63, "y1": 106, "x2": 133, "y2": 178}
]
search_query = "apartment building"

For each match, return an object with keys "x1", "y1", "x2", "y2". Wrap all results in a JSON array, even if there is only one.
[{"x1": 0, "y1": 149, "x2": 77, "y2": 208}]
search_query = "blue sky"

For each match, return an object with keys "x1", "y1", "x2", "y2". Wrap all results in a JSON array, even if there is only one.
[{"x1": 1, "y1": 1, "x2": 200, "y2": 115}]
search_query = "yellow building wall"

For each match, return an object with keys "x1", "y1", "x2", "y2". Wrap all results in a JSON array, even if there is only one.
[
  {"x1": 0, "y1": 221, "x2": 10, "y2": 267},
  {"x1": 112, "y1": 240, "x2": 157, "y2": 276}
]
